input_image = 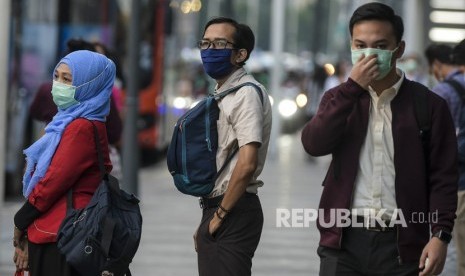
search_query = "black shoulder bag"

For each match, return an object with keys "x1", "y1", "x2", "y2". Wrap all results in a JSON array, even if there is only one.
[{"x1": 57, "y1": 121, "x2": 142, "y2": 276}]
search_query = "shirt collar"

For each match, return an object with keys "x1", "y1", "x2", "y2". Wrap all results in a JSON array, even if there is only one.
[
  {"x1": 214, "y1": 68, "x2": 248, "y2": 94},
  {"x1": 368, "y1": 69, "x2": 405, "y2": 102},
  {"x1": 444, "y1": 69, "x2": 462, "y2": 80}
]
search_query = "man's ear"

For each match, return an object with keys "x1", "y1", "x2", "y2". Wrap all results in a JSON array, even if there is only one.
[
  {"x1": 235, "y1": 49, "x2": 247, "y2": 64},
  {"x1": 396, "y1": 40, "x2": 406, "y2": 59}
]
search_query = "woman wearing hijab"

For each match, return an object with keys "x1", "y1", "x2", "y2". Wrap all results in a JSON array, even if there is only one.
[{"x1": 12, "y1": 50, "x2": 115, "y2": 276}]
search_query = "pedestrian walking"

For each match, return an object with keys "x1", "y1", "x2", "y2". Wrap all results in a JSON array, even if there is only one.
[
  {"x1": 194, "y1": 17, "x2": 272, "y2": 276},
  {"x1": 451, "y1": 38, "x2": 465, "y2": 276},
  {"x1": 13, "y1": 50, "x2": 115, "y2": 276},
  {"x1": 301, "y1": 3, "x2": 458, "y2": 276},
  {"x1": 425, "y1": 44, "x2": 465, "y2": 130}
]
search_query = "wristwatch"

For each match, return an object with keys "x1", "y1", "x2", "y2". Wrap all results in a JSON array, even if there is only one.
[{"x1": 433, "y1": 230, "x2": 452, "y2": 244}]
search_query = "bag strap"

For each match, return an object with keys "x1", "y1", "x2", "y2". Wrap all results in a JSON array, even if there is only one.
[
  {"x1": 414, "y1": 90, "x2": 431, "y2": 140},
  {"x1": 213, "y1": 81, "x2": 264, "y2": 104},
  {"x1": 89, "y1": 121, "x2": 106, "y2": 179},
  {"x1": 213, "y1": 82, "x2": 265, "y2": 180},
  {"x1": 413, "y1": 89, "x2": 431, "y2": 175},
  {"x1": 444, "y1": 79, "x2": 465, "y2": 103},
  {"x1": 65, "y1": 120, "x2": 109, "y2": 211},
  {"x1": 215, "y1": 144, "x2": 239, "y2": 180},
  {"x1": 101, "y1": 216, "x2": 116, "y2": 257}
]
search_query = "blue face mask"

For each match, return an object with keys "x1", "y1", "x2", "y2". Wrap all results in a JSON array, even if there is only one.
[
  {"x1": 51, "y1": 80, "x2": 80, "y2": 109},
  {"x1": 201, "y1": 49, "x2": 235, "y2": 79}
]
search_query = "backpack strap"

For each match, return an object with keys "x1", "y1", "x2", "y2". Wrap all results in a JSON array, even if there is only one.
[
  {"x1": 65, "y1": 120, "x2": 107, "y2": 211},
  {"x1": 414, "y1": 90, "x2": 431, "y2": 140},
  {"x1": 65, "y1": 121, "x2": 118, "y2": 257},
  {"x1": 215, "y1": 145, "x2": 239, "y2": 180},
  {"x1": 444, "y1": 79, "x2": 465, "y2": 103},
  {"x1": 413, "y1": 89, "x2": 431, "y2": 172},
  {"x1": 89, "y1": 121, "x2": 121, "y2": 260},
  {"x1": 214, "y1": 81, "x2": 264, "y2": 104},
  {"x1": 89, "y1": 121, "x2": 120, "y2": 192},
  {"x1": 89, "y1": 121, "x2": 106, "y2": 180},
  {"x1": 100, "y1": 217, "x2": 116, "y2": 257},
  {"x1": 213, "y1": 82, "x2": 265, "y2": 180}
]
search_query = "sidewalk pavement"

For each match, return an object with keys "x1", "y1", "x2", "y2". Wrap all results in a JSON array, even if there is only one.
[{"x1": 1, "y1": 133, "x2": 329, "y2": 275}]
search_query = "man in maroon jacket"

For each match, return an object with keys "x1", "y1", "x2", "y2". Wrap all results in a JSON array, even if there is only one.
[{"x1": 301, "y1": 3, "x2": 458, "y2": 276}]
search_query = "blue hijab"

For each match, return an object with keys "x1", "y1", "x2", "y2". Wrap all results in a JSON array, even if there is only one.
[{"x1": 23, "y1": 50, "x2": 116, "y2": 197}]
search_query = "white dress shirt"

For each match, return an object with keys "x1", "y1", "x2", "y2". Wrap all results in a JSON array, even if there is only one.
[{"x1": 352, "y1": 70, "x2": 405, "y2": 220}]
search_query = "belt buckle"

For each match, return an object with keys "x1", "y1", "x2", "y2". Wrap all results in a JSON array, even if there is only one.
[
  {"x1": 364, "y1": 216, "x2": 391, "y2": 232},
  {"x1": 366, "y1": 224, "x2": 382, "y2": 232},
  {"x1": 198, "y1": 197, "x2": 204, "y2": 209},
  {"x1": 364, "y1": 216, "x2": 380, "y2": 232}
]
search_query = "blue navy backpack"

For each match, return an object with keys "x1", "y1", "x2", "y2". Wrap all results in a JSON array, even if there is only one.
[{"x1": 167, "y1": 82, "x2": 263, "y2": 196}]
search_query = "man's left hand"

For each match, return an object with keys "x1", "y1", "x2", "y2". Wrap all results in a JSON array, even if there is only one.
[
  {"x1": 208, "y1": 212, "x2": 223, "y2": 237},
  {"x1": 418, "y1": 237, "x2": 447, "y2": 276}
]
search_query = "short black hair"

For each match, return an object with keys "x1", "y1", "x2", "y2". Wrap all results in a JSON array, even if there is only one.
[
  {"x1": 349, "y1": 2, "x2": 404, "y2": 44},
  {"x1": 452, "y1": 39, "x2": 465, "y2": 65},
  {"x1": 203, "y1": 17, "x2": 255, "y2": 66},
  {"x1": 424, "y1": 44, "x2": 454, "y2": 66}
]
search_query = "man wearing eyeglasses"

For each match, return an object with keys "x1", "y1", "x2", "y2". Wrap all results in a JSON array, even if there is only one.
[{"x1": 193, "y1": 17, "x2": 272, "y2": 276}]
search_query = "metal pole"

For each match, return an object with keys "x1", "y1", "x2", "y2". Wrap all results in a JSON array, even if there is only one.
[
  {"x1": 122, "y1": 0, "x2": 140, "y2": 195},
  {"x1": 0, "y1": 0, "x2": 11, "y2": 206},
  {"x1": 247, "y1": 0, "x2": 260, "y2": 46},
  {"x1": 269, "y1": 0, "x2": 285, "y2": 159},
  {"x1": 207, "y1": 0, "x2": 220, "y2": 18},
  {"x1": 403, "y1": 0, "x2": 424, "y2": 54}
]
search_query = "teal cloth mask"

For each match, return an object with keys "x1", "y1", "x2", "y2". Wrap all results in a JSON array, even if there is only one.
[
  {"x1": 351, "y1": 47, "x2": 398, "y2": 80},
  {"x1": 51, "y1": 80, "x2": 80, "y2": 109}
]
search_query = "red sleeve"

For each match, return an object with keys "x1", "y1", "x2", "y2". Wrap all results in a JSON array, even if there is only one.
[{"x1": 28, "y1": 119, "x2": 96, "y2": 212}]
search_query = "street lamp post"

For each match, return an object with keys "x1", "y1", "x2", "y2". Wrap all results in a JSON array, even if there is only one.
[
  {"x1": 122, "y1": 0, "x2": 141, "y2": 196},
  {"x1": 0, "y1": 0, "x2": 11, "y2": 206},
  {"x1": 269, "y1": 0, "x2": 285, "y2": 159}
]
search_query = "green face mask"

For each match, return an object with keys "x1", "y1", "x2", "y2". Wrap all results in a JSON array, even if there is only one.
[
  {"x1": 51, "y1": 80, "x2": 80, "y2": 109},
  {"x1": 351, "y1": 47, "x2": 398, "y2": 80}
]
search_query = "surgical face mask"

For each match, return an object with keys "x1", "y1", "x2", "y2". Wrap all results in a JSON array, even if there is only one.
[
  {"x1": 351, "y1": 47, "x2": 398, "y2": 80},
  {"x1": 201, "y1": 49, "x2": 235, "y2": 79},
  {"x1": 51, "y1": 80, "x2": 80, "y2": 109}
]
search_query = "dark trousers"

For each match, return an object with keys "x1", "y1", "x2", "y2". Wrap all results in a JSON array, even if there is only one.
[
  {"x1": 197, "y1": 193, "x2": 263, "y2": 276},
  {"x1": 29, "y1": 241, "x2": 80, "y2": 276},
  {"x1": 318, "y1": 227, "x2": 420, "y2": 276}
]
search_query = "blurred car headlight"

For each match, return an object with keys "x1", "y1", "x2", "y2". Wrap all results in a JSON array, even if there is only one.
[
  {"x1": 173, "y1": 97, "x2": 190, "y2": 109},
  {"x1": 278, "y1": 99, "x2": 298, "y2": 118},
  {"x1": 296, "y1": 93, "x2": 307, "y2": 108}
]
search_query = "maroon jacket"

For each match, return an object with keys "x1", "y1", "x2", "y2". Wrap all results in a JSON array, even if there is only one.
[{"x1": 301, "y1": 78, "x2": 458, "y2": 263}]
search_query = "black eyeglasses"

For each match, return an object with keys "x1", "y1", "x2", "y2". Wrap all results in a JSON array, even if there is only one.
[{"x1": 197, "y1": 39, "x2": 236, "y2": 50}]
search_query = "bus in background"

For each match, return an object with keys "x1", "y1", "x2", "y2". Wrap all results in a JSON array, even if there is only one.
[{"x1": 5, "y1": 0, "x2": 205, "y2": 196}]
